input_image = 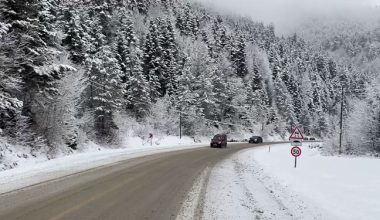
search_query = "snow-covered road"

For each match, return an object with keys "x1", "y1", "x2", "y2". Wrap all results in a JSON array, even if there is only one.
[{"x1": 201, "y1": 143, "x2": 380, "y2": 220}]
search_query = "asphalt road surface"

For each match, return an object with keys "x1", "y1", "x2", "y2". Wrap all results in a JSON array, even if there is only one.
[{"x1": 0, "y1": 142, "x2": 274, "y2": 220}]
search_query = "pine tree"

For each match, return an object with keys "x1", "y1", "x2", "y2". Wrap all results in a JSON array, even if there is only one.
[
  {"x1": 143, "y1": 20, "x2": 163, "y2": 101},
  {"x1": 84, "y1": 10, "x2": 123, "y2": 142},
  {"x1": 363, "y1": 82, "x2": 380, "y2": 152},
  {"x1": 176, "y1": 3, "x2": 199, "y2": 37},
  {"x1": 231, "y1": 35, "x2": 248, "y2": 78},
  {"x1": 125, "y1": 46, "x2": 151, "y2": 119},
  {"x1": 87, "y1": 45, "x2": 123, "y2": 141},
  {"x1": 268, "y1": 45, "x2": 282, "y2": 80},
  {"x1": 0, "y1": 0, "x2": 73, "y2": 142},
  {"x1": 62, "y1": 6, "x2": 87, "y2": 64},
  {"x1": 115, "y1": 13, "x2": 137, "y2": 80},
  {"x1": 0, "y1": 21, "x2": 23, "y2": 136},
  {"x1": 188, "y1": 41, "x2": 217, "y2": 121},
  {"x1": 213, "y1": 55, "x2": 233, "y2": 121},
  {"x1": 136, "y1": 0, "x2": 148, "y2": 14},
  {"x1": 263, "y1": 24, "x2": 275, "y2": 51},
  {"x1": 160, "y1": 18, "x2": 179, "y2": 96},
  {"x1": 274, "y1": 76, "x2": 297, "y2": 128},
  {"x1": 211, "y1": 16, "x2": 228, "y2": 55},
  {"x1": 252, "y1": 61, "x2": 262, "y2": 92}
]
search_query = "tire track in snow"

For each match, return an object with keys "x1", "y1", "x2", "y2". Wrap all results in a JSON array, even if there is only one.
[
  {"x1": 200, "y1": 148, "x2": 323, "y2": 220},
  {"x1": 176, "y1": 167, "x2": 211, "y2": 220}
]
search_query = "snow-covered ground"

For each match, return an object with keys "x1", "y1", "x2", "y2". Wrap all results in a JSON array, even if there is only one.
[
  {"x1": 202, "y1": 143, "x2": 380, "y2": 220},
  {"x1": 0, "y1": 136, "x2": 208, "y2": 194}
]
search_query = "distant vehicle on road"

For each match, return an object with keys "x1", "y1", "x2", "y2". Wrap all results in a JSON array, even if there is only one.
[
  {"x1": 304, "y1": 136, "x2": 316, "y2": 141},
  {"x1": 210, "y1": 134, "x2": 227, "y2": 148},
  {"x1": 249, "y1": 136, "x2": 263, "y2": 144}
]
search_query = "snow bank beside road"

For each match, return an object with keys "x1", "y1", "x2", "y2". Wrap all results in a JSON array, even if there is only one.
[
  {"x1": 252, "y1": 143, "x2": 380, "y2": 220},
  {"x1": 0, "y1": 136, "x2": 207, "y2": 194},
  {"x1": 202, "y1": 144, "x2": 325, "y2": 220},
  {"x1": 203, "y1": 143, "x2": 380, "y2": 220}
]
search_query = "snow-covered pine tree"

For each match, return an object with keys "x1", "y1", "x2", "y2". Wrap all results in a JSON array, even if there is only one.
[
  {"x1": 268, "y1": 45, "x2": 282, "y2": 80},
  {"x1": 159, "y1": 18, "x2": 179, "y2": 96},
  {"x1": 231, "y1": 35, "x2": 249, "y2": 78},
  {"x1": 113, "y1": 12, "x2": 151, "y2": 119},
  {"x1": 214, "y1": 55, "x2": 248, "y2": 127},
  {"x1": 0, "y1": 0, "x2": 73, "y2": 146},
  {"x1": 0, "y1": 20, "x2": 23, "y2": 137},
  {"x1": 62, "y1": 5, "x2": 87, "y2": 64},
  {"x1": 263, "y1": 24, "x2": 275, "y2": 51},
  {"x1": 173, "y1": 57, "x2": 198, "y2": 135},
  {"x1": 212, "y1": 55, "x2": 234, "y2": 122},
  {"x1": 115, "y1": 12, "x2": 137, "y2": 80},
  {"x1": 362, "y1": 81, "x2": 380, "y2": 152},
  {"x1": 245, "y1": 47, "x2": 271, "y2": 131},
  {"x1": 185, "y1": 40, "x2": 217, "y2": 125},
  {"x1": 125, "y1": 46, "x2": 151, "y2": 119},
  {"x1": 84, "y1": 6, "x2": 124, "y2": 142},
  {"x1": 273, "y1": 75, "x2": 297, "y2": 130},
  {"x1": 176, "y1": 3, "x2": 199, "y2": 37},
  {"x1": 136, "y1": 0, "x2": 148, "y2": 14},
  {"x1": 143, "y1": 19, "x2": 163, "y2": 101},
  {"x1": 87, "y1": 48, "x2": 124, "y2": 142},
  {"x1": 211, "y1": 16, "x2": 229, "y2": 56}
]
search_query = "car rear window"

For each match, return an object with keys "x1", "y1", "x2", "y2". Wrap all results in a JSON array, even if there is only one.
[{"x1": 213, "y1": 135, "x2": 226, "y2": 140}]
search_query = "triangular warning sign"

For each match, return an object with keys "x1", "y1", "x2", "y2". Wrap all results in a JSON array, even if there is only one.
[{"x1": 289, "y1": 127, "x2": 304, "y2": 140}]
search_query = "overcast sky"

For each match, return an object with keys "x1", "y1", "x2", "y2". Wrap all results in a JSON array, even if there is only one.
[{"x1": 195, "y1": 0, "x2": 380, "y2": 35}]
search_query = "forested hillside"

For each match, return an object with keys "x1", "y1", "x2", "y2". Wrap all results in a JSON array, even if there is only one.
[
  {"x1": 297, "y1": 12, "x2": 380, "y2": 154},
  {"x1": 0, "y1": 0, "x2": 373, "y2": 163}
]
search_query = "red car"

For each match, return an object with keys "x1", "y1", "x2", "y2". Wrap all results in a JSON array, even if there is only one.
[{"x1": 210, "y1": 134, "x2": 227, "y2": 148}]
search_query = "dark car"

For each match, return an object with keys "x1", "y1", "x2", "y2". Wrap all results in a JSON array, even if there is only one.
[
  {"x1": 249, "y1": 136, "x2": 263, "y2": 144},
  {"x1": 210, "y1": 134, "x2": 227, "y2": 148}
]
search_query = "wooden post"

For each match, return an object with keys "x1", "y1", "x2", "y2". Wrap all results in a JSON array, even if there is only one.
[{"x1": 179, "y1": 111, "x2": 182, "y2": 139}]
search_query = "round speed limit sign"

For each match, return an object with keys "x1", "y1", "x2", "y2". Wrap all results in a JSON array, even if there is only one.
[{"x1": 291, "y1": 146, "x2": 302, "y2": 157}]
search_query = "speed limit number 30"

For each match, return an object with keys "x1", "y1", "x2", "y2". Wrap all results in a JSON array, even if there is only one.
[{"x1": 291, "y1": 146, "x2": 302, "y2": 157}]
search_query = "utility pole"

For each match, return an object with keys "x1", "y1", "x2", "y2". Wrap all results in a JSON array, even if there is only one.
[
  {"x1": 339, "y1": 86, "x2": 344, "y2": 154},
  {"x1": 179, "y1": 110, "x2": 182, "y2": 139}
]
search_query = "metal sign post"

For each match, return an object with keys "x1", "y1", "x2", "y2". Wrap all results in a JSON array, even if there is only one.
[
  {"x1": 291, "y1": 146, "x2": 302, "y2": 168},
  {"x1": 149, "y1": 133, "x2": 153, "y2": 146},
  {"x1": 289, "y1": 126, "x2": 304, "y2": 168},
  {"x1": 179, "y1": 111, "x2": 182, "y2": 139}
]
